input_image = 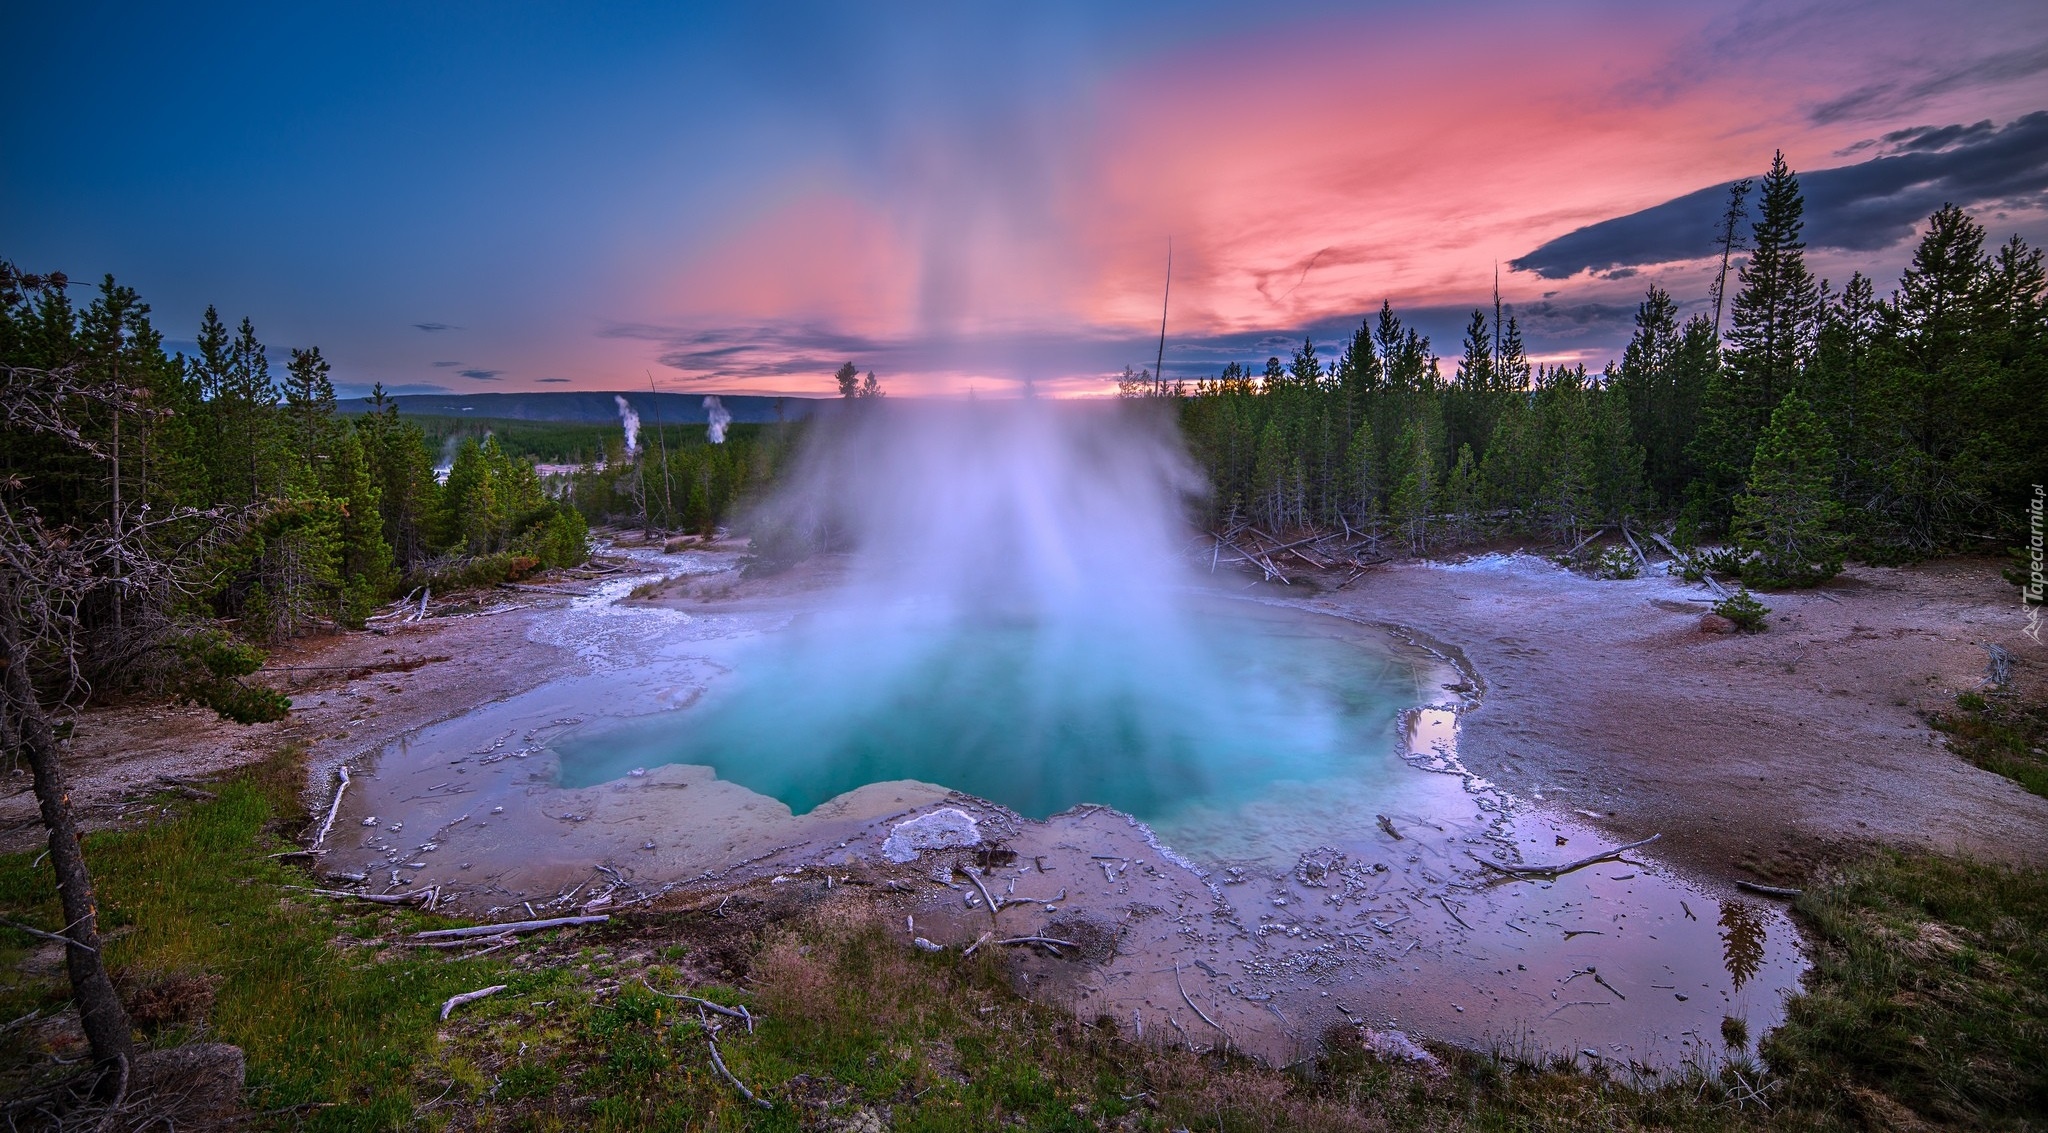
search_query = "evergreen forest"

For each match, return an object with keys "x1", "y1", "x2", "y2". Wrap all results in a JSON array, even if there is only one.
[{"x1": 1157, "y1": 157, "x2": 2047, "y2": 592}]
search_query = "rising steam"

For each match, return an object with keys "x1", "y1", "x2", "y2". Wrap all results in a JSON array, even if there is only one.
[
  {"x1": 704, "y1": 395, "x2": 732, "y2": 444},
  {"x1": 614, "y1": 395, "x2": 641, "y2": 457},
  {"x1": 585, "y1": 398, "x2": 1382, "y2": 822}
]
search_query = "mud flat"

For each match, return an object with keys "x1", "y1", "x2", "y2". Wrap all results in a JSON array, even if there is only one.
[
  {"x1": 17, "y1": 542, "x2": 2040, "y2": 1072},
  {"x1": 1300, "y1": 552, "x2": 2048, "y2": 877},
  {"x1": 307, "y1": 544, "x2": 1809, "y2": 1071}
]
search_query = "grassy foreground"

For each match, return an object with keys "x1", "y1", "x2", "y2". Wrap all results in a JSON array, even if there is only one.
[
  {"x1": 2, "y1": 751, "x2": 2043, "y2": 1131},
  {"x1": 1932, "y1": 690, "x2": 2048, "y2": 801}
]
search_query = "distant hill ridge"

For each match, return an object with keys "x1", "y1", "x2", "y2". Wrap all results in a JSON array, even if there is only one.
[{"x1": 341, "y1": 391, "x2": 823, "y2": 424}]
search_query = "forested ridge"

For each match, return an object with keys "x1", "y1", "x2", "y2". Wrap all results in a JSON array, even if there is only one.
[
  {"x1": 1156, "y1": 156, "x2": 2047, "y2": 592},
  {"x1": 0, "y1": 270, "x2": 599, "y2": 725}
]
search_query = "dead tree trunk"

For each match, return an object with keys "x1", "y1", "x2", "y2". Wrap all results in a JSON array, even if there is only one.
[{"x1": 1, "y1": 629, "x2": 134, "y2": 1090}]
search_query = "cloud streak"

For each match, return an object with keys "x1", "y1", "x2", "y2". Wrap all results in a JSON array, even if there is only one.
[{"x1": 1510, "y1": 112, "x2": 2048, "y2": 279}]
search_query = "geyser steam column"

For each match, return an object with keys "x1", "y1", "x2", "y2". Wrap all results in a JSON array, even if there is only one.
[{"x1": 598, "y1": 396, "x2": 1385, "y2": 824}]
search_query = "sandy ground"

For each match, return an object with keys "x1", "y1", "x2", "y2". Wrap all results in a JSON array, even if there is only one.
[
  {"x1": 1296, "y1": 552, "x2": 2048, "y2": 878},
  {"x1": 0, "y1": 578, "x2": 602, "y2": 853}
]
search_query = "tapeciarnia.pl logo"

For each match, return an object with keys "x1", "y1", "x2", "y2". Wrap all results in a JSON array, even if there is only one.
[{"x1": 2026, "y1": 484, "x2": 2044, "y2": 644}]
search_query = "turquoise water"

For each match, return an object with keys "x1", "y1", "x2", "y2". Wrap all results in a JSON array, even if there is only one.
[{"x1": 552, "y1": 601, "x2": 1435, "y2": 822}]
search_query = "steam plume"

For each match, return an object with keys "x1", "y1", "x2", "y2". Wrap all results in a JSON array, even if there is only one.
[
  {"x1": 613, "y1": 394, "x2": 641, "y2": 457},
  {"x1": 609, "y1": 398, "x2": 1376, "y2": 821},
  {"x1": 704, "y1": 395, "x2": 732, "y2": 444}
]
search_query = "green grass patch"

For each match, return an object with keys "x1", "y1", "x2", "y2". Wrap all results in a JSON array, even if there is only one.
[
  {"x1": 1932, "y1": 690, "x2": 2048, "y2": 799},
  {"x1": 1766, "y1": 850, "x2": 2048, "y2": 1129},
  {"x1": 0, "y1": 750, "x2": 525, "y2": 1129},
  {"x1": 6, "y1": 752, "x2": 2046, "y2": 1130}
]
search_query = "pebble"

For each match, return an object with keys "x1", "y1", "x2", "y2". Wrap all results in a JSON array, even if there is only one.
[{"x1": 361, "y1": 816, "x2": 378, "y2": 827}]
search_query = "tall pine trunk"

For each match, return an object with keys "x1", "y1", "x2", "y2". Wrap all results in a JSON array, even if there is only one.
[{"x1": 1, "y1": 627, "x2": 135, "y2": 1092}]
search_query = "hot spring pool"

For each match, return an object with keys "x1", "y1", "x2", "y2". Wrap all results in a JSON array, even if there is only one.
[{"x1": 549, "y1": 599, "x2": 1454, "y2": 826}]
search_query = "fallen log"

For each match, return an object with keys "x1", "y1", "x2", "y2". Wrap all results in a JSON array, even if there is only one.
[
  {"x1": 1564, "y1": 527, "x2": 1610, "y2": 558},
  {"x1": 1733, "y1": 880, "x2": 1803, "y2": 898},
  {"x1": 1478, "y1": 834, "x2": 1663, "y2": 879},
  {"x1": 1620, "y1": 523, "x2": 1651, "y2": 571},
  {"x1": 411, "y1": 914, "x2": 609, "y2": 941},
  {"x1": 302, "y1": 887, "x2": 425, "y2": 906}
]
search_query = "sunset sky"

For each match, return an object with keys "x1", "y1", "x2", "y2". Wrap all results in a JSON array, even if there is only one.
[{"x1": 5, "y1": 1, "x2": 2046, "y2": 398}]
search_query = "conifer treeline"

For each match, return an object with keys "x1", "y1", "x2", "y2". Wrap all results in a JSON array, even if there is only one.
[
  {"x1": 562, "y1": 425, "x2": 779, "y2": 537},
  {"x1": 0, "y1": 270, "x2": 590, "y2": 649},
  {"x1": 1158, "y1": 155, "x2": 2047, "y2": 588}
]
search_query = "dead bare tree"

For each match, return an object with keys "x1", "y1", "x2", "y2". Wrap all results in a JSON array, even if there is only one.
[
  {"x1": 1708, "y1": 179, "x2": 1753, "y2": 341},
  {"x1": 1, "y1": 362, "x2": 253, "y2": 1096}
]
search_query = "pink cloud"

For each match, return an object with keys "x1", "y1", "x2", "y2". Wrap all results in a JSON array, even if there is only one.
[{"x1": 634, "y1": 1, "x2": 2045, "y2": 393}]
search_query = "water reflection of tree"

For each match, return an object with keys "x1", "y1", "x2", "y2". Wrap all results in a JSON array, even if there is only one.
[{"x1": 1719, "y1": 900, "x2": 1767, "y2": 990}]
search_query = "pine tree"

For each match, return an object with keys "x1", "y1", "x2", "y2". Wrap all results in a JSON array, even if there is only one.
[
  {"x1": 1734, "y1": 392, "x2": 1844, "y2": 587},
  {"x1": 283, "y1": 345, "x2": 338, "y2": 474},
  {"x1": 835, "y1": 361, "x2": 860, "y2": 399},
  {"x1": 327, "y1": 428, "x2": 395, "y2": 623},
  {"x1": 1388, "y1": 417, "x2": 1437, "y2": 553},
  {"x1": 1339, "y1": 417, "x2": 1381, "y2": 532},
  {"x1": 1862, "y1": 204, "x2": 2001, "y2": 555},
  {"x1": 1447, "y1": 310, "x2": 1500, "y2": 461},
  {"x1": 354, "y1": 384, "x2": 441, "y2": 571},
  {"x1": 1614, "y1": 288, "x2": 1683, "y2": 502},
  {"x1": 1726, "y1": 152, "x2": 1822, "y2": 398},
  {"x1": 1496, "y1": 316, "x2": 1529, "y2": 390},
  {"x1": 1690, "y1": 152, "x2": 1821, "y2": 532},
  {"x1": 1440, "y1": 443, "x2": 1481, "y2": 544}
]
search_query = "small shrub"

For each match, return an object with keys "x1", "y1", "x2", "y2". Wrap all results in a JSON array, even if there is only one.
[
  {"x1": 1594, "y1": 545, "x2": 1638, "y2": 579},
  {"x1": 1713, "y1": 588, "x2": 1770, "y2": 632},
  {"x1": 165, "y1": 626, "x2": 291, "y2": 723}
]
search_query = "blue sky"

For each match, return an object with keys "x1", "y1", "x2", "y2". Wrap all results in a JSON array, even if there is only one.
[{"x1": 5, "y1": 1, "x2": 2045, "y2": 396}]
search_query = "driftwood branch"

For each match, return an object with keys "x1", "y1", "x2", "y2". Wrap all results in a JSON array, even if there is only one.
[
  {"x1": 997, "y1": 936, "x2": 1077, "y2": 953},
  {"x1": 956, "y1": 866, "x2": 1002, "y2": 921},
  {"x1": 641, "y1": 979, "x2": 758, "y2": 1032},
  {"x1": 1, "y1": 917, "x2": 95, "y2": 952},
  {"x1": 411, "y1": 914, "x2": 609, "y2": 941},
  {"x1": 1734, "y1": 880, "x2": 1803, "y2": 898},
  {"x1": 1479, "y1": 834, "x2": 1663, "y2": 879},
  {"x1": 1175, "y1": 961, "x2": 1226, "y2": 1037},
  {"x1": 439, "y1": 984, "x2": 507, "y2": 1020},
  {"x1": 312, "y1": 766, "x2": 350, "y2": 848},
  {"x1": 301, "y1": 887, "x2": 427, "y2": 906},
  {"x1": 705, "y1": 1027, "x2": 771, "y2": 1109}
]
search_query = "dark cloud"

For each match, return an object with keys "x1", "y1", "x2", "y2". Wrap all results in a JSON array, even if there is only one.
[
  {"x1": 458, "y1": 368, "x2": 502, "y2": 380},
  {"x1": 535, "y1": 376, "x2": 572, "y2": 383},
  {"x1": 413, "y1": 322, "x2": 461, "y2": 332},
  {"x1": 431, "y1": 360, "x2": 462, "y2": 368},
  {"x1": 1511, "y1": 112, "x2": 2048, "y2": 279},
  {"x1": 1809, "y1": 42, "x2": 2048, "y2": 125}
]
